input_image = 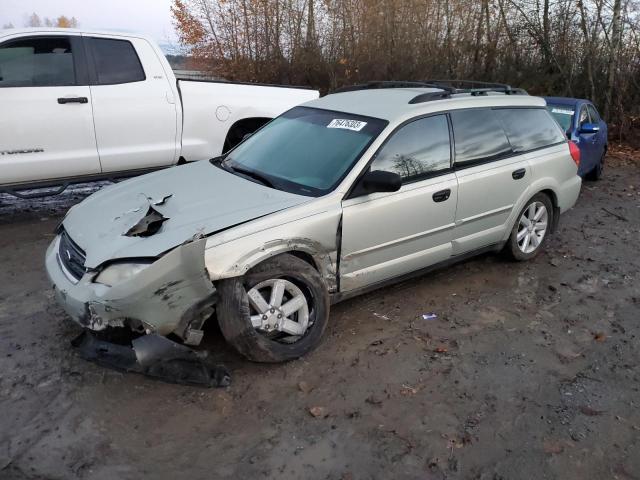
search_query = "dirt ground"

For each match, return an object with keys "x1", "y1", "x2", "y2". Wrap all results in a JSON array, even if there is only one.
[{"x1": 1, "y1": 150, "x2": 639, "y2": 480}]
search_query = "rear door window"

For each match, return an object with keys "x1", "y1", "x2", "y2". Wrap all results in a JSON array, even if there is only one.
[
  {"x1": 0, "y1": 36, "x2": 75, "y2": 87},
  {"x1": 370, "y1": 115, "x2": 451, "y2": 183},
  {"x1": 450, "y1": 109, "x2": 512, "y2": 166},
  {"x1": 88, "y1": 38, "x2": 145, "y2": 85},
  {"x1": 496, "y1": 108, "x2": 566, "y2": 153}
]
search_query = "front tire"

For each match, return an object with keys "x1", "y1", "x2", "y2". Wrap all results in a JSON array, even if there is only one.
[
  {"x1": 216, "y1": 254, "x2": 330, "y2": 363},
  {"x1": 506, "y1": 193, "x2": 553, "y2": 261}
]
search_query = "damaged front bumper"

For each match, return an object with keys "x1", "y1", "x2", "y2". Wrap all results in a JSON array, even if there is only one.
[
  {"x1": 45, "y1": 234, "x2": 216, "y2": 343},
  {"x1": 72, "y1": 330, "x2": 230, "y2": 387}
]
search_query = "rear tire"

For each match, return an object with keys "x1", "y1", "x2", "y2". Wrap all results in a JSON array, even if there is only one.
[
  {"x1": 216, "y1": 254, "x2": 330, "y2": 363},
  {"x1": 506, "y1": 193, "x2": 553, "y2": 261},
  {"x1": 585, "y1": 150, "x2": 605, "y2": 181}
]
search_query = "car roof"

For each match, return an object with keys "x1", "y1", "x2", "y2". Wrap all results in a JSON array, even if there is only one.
[
  {"x1": 305, "y1": 88, "x2": 547, "y2": 122},
  {"x1": 0, "y1": 27, "x2": 156, "y2": 43},
  {"x1": 543, "y1": 96, "x2": 590, "y2": 106}
]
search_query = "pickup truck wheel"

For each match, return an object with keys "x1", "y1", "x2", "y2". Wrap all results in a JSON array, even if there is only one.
[
  {"x1": 506, "y1": 193, "x2": 553, "y2": 261},
  {"x1": 216, "y1": 254, "x2": 330, "y2": 363}
]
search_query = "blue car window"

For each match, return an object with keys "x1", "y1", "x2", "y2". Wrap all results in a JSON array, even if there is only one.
[
  {"x1": 547, "y1": 105, "x2": 574, "y2": 132},
  {"x1": 579, "y1": 106, "x2": 590, "y2": 126},
  {"x1": 587, "y1": 105, "x2": 601, "y2": 122}
]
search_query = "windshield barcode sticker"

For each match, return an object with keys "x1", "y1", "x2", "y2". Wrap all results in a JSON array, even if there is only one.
[
  {"x1": 551, "y1": 108, "x2": 574, "y2": 115},
  {"x1": 327, "y1": 119, "x2": 367, "y2": 131}
]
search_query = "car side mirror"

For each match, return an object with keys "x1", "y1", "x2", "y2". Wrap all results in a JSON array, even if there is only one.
[
  {"x1": 360, "y1": 170, "x2": 402, "y2": 194},
  {"x1": 579, "y1": 122, "x2": 600, "y2": 134}
]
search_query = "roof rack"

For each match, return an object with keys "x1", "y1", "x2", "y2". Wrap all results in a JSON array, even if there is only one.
[
  {"x1": 423, "y1": 79, "x2": 527, "y2": 95},
  {"x1": 333, "y1": 80, "x2": 450, "y2": 94},
  {"x1": 331, "y1": 79, "x2": 528, "y2": 104},
  {"x1": 409, "y1": 79, "x2": 528, "y2": 104}
]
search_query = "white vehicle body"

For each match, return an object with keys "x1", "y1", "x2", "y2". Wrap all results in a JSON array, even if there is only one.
[
  {"x1": 45, "y1": 83, "x2": 582, "y2": 367},
  {"x1": 0, "y1": 28, "x2": 318, "y2": 193}
]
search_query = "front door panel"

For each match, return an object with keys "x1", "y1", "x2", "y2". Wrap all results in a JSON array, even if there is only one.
[
  {"x1": 0, "y1": 34, "x2": 100, "y2": 186},
  {"x1": 340, "y1": 174, "x2": 458, "y2": 291}
]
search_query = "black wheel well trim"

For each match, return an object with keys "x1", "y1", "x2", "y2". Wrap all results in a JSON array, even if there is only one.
[
  {"x1": 538, "y1": 189, "x2": 560, "y2": 233},
  {"x1": 224, "y1": 117, "x2": 272, "y2": 148}
]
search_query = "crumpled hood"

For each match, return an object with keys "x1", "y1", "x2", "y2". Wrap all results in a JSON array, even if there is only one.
[{"x1": 62, "y1": 161, "x2": 310, "y2": 268}]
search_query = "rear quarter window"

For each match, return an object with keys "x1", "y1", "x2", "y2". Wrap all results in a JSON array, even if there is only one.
[{"x1": 496, "y1": 108, "x2": 566, "y2": 153}]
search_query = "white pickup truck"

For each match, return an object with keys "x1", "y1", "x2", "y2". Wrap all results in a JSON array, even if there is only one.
[{"x1": 0, "y1": 28, "x2": 319, "y2": 197}]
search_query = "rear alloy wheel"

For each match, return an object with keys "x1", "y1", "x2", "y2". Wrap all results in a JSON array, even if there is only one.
[
  {"x1": 216, "y1": 254, "x2": 330, "y2": 362},
  {"x1": 506, "y1": 193, "x2": 553, "y2": 261}
]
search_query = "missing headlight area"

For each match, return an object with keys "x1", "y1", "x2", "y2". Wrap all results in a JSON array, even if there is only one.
[{"x1": 124, "y1": 205, "x2": 169, "y2": 237}]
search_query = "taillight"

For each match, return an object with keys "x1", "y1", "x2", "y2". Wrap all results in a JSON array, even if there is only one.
[{"x1": 568, "y1": 141, "x2": 581, "y2": 167}]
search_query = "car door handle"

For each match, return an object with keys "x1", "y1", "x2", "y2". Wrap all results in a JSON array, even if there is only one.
[
  {"x1": 432, "y1": 189, "x2": 451, "y2": 203},
  {"x1": 512, "y1": 168, "x2": 526, "y2": 180},
  {"x1": 57, "y1": 97, "x2": 88, "y2": 104}
]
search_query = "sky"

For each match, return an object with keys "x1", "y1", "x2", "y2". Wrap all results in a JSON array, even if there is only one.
[{"x1": 0, "y1": 0, "x2": 178, "y2": 45}]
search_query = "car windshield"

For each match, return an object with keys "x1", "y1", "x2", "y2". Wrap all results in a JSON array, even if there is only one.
[
  {"x1": 546, "y1": 104, "x2": 575, "y2": 132},
  {"x1": 218, "y1": 106, "x2": 388, "y2": 196}
]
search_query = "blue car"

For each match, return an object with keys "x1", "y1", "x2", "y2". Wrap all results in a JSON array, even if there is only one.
[{"x1": 544, "y1": 97, "x2": 608, "y2": 180}]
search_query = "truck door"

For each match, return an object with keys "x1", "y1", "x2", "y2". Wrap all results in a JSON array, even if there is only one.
[
  {"x1": 85, "y1": 35, "x2": 178, "y2": 172},
  {"x1": 0, "y1": 35, "x2": 101, "y2": 186}
]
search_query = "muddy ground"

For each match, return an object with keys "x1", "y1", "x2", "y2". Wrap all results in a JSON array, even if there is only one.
[{"x1": 1, "y1": 150, "x2": 639, "y2": 480}]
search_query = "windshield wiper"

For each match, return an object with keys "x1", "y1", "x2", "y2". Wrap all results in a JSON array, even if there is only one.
[{"x1": 225, "y1": 164, "x2": 275, "y2": 188}]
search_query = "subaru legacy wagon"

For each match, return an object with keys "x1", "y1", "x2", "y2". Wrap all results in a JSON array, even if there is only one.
[{"x1": 46, "y1": 81, "x2": 582, "y2": 365}]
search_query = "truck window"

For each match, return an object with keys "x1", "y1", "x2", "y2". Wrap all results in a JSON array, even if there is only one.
[
  {"x1": 496, "y1": 108, "x2": 566, "y2": 152},
  {"x1": 89, "y1": 38, "x2": 145, "y2": 85},
  {"x1": 0, "y1": 37, "x2": 75, "y2": 87},
  {"x1": 450, "y1": 109, "x2": 512, "y2": 166},
  {"x1": 370, "y1": 115, "x2": 451, "y2": 183}
]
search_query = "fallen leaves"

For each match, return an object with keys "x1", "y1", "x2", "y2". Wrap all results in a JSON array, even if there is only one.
[
  {"x1": 593, "y1": 332, "x2": 607, "y2": 342},
  {"x1": 298, "y1": 381, "x2": 313, "y2": 394},
  {"x1": 308, "y1": 406, "x2": 329, "y2": 418},
  {"x1": 543, "y1": 440, "x2": 565, "y2": 455},
  {"x1": 579, "y1": 405, "x2": 605, "y2": 416}
]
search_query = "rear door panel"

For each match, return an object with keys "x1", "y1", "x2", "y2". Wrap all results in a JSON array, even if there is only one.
[
  {"x1": 86, "y1": 35, "x2": 178, "y2": 172},
  {"x1": 453, "y1": 156, "x2": 530, "y2": 254}
]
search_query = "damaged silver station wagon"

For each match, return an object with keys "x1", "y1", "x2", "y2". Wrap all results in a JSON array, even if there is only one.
[{"x1": 46, "y1": 81, "x2": 582, "y2": 373}]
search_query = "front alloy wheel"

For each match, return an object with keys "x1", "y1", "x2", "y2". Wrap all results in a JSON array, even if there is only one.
[
  {"x1": 247, "y1": 278, "x2": 311, "y2": 342},
  {"x1": 216, "y1": 254, "x2": 330, "y2": 362}
]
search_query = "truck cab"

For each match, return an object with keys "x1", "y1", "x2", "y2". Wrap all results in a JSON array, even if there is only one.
[{"x1": 0, "y1": 28, "x2": 318, "y2": 196}]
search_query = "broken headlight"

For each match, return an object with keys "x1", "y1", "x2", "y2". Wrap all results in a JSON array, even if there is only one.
[{"x1": 94, "y1": 261, "x2": 153, "y2": 287}]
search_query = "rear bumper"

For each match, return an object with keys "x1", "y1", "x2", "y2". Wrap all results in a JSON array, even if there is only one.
[
  {"x1": 45, "y1": 234, "x2": 216, "y2": 340},
  {"x1": 557, "y1": 175, "x2": 582, "y2": 213}
]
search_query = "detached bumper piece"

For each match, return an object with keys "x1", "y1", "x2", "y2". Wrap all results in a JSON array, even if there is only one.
[{"x1": 72, "y1": 331, "x2": 231, "y2": 387}]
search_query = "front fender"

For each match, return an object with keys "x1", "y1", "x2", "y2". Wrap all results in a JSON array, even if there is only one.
[{"x1": 203, "y1": 208, "x2": 341, "y2": 292}]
